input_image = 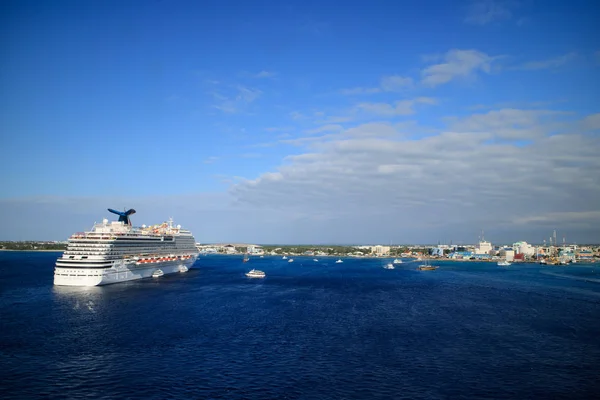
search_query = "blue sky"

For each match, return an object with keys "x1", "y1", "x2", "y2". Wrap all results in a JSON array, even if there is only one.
[{"x1": 1, "y1": 0, "x2": 599, "y2": 244}]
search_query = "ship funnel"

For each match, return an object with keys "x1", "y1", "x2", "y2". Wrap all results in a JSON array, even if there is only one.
[{"x1": 108, "y1": 208, "x2": 136, "y2": 225}]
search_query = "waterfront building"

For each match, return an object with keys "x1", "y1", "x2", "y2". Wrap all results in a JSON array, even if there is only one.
[
  {"x1": 577, "y1": 249, "x2": 593, "y2": 260},
  {"x1": 224, "y1": 244, "x2": 237, "y2": 254},
  {"x1": 513, "y1": 241, "x2": 536, "y2": 257},
  {"x1": 430, "y1": 247, "x2": 444, "y2": 257},
  {"x1": 246, "y1": 245, "x2": 264, "y2": 255},
  {"x1": 371, "y1": 245, "x2": 391, "y2": 256},
  {"x1": 449, "y1": 251, "x2": 472, "y2": 259},
  {"x1": 499, "y1": 248, "x2": 515, "y2": 262},
  {"x1": 475, "y1": 240, "x2": 493, "y2": 255}
]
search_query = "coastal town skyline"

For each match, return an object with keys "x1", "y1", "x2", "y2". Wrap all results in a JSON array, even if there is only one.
[{"x1": 1, "y1": 0, "x2": 599, "y2": 243}]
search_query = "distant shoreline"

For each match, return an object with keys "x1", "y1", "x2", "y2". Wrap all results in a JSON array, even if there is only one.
[
  {"x1": 0, "y1": 249, "x2": 63, "y2": 252},
  {"x1": 204, "y1": 253, "x2": 529, "y2": 263}
]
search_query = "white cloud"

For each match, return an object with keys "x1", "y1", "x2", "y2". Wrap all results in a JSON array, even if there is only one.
[
  {"x1": 446, "y1": 108, "x2": 570, "y2": 139},
  {"x1": 318, "y1": 115, "x2": 354, "y2": 124},
  {"x1": 340, "y1": 87, "x2": 381, "y2": 95},
  {"x1": 421, "y1": 49, "x2": 495, "y2": 87},
  {"x1": 305, "y1": 124, "x2": 344, "y2": 135},
  {"x1": 235, "y1": 85, "x2": 261, "y2": 102},
  {"x1": 253, "y1": 70, "x2": 276, "y2": 78},
  {"x1": 5, "y1": 112, "x2": 600, "y2": 243},
  {"x1": 356, "y1": 102, "x2": 402, "y2": 116},
  {"x1": 203, "y1": 156, "x2": 219, "y2": 164},
  {"x1": 213, "y1": 103, "x2": 237, "y2": 113},
  {"x1": 342, "y1": 122, "x2": 403, "y2": 139},
  {"x1": 281, "y1": 122, "x2": 403, "y2": 147},
  {"x1": 465, "y1": 0, "x2": 514, "y2": 25},
  {"x1": 356, "y1": 97, "x2": 437, "y2": 116},
  {"x1": 228, "y1": 110, "x2": 600, "y2": 243},
  {"x1": 380, "y1": 75, "x2": 414, "y2": 91},
  {"x1": 289, "y1": 111, "x2": 306, "y2": 120},
  {"x1": 514, "y1": 52, "x2": 577, "y2": 70},
  {"x1": 582, "y1": 113, "x2": 600, "y2": 131},
  {"x1": 340, "y1": 75, "x2": 413, "y2": 95},
  {"x1": 212, "y1": 85, "x2": 262, "y2": 113},
  {"x1": 265, "y1": 126, "x2": 294, "y2": 132}
]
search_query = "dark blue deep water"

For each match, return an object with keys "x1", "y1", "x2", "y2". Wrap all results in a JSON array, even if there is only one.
[{"x1": 1, "y1": 252, "x2": 600, "y2": 399}]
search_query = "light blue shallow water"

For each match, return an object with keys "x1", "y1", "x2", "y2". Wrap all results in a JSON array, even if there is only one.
[{"x1": 1, "y1": 252, "x2": 600, "y2": 399}]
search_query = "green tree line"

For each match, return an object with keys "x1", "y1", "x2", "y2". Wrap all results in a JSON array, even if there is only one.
[{"x1": 0, "y1": 242, "x2": 67, "y2": 251}]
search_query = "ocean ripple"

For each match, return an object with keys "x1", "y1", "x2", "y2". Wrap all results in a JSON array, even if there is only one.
[{"x1": 1, "y1": 253, "x2": 600, "y2": 399}]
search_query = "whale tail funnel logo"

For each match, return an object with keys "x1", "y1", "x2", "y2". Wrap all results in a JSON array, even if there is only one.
[{"x1": 108, "y1": 208, "x2": 136, "y2": 225}]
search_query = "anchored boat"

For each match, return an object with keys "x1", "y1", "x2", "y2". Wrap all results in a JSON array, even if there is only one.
[{"x1": 54, "y1": 208, "x2": 198, "y2": 286}]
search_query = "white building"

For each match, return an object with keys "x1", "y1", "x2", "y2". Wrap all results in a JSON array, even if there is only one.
[
  {"x1": 371, "y1": 245, "x2": 391, "y2": 256},
  {"x1": 499, "y1": 248, "x2": 515, "y2": 261},
  {"x1": 246, "y1": 245, "x2": 264, "y2": 255},
  {"x1": 223, "y1": 244, "x2": 237, "y2": 254},
  {"x1": 513, "y1": 241, "x2": 535, "y2": 256},
  {"x1": 475, "y1": 240, "x2": 493, "y2": 255}
]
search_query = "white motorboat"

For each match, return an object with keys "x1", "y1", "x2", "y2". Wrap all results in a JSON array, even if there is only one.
[
  {"x1": 335, "y1": 259, "x2": 343, "y2": 263},
  {"x1": 313, "y1": 259, "x2": 318, "y2": 262},
  {"x1": 392, "y1": 259, "x2": 403, "y2": 264},
  {"x1": 384, "y1": 263, "x2": 395, "y2": 269},
  {"x1": 152, "y1": 269, "x2": 164, "y2": 278},
  {"x1": 246, "y1": 269, "x2": 266, "y2": 278},
  {"x1": 288, "y1": 259, "x2": 294, "y2": 263},
  {"x1": 282, "y1": 256, "x2": 288, "y2": 260},
  {"x1": 497, "y1": 261, "x2": 511, "y2": 266}
]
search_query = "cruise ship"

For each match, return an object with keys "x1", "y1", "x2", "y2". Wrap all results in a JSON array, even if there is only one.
[{"x1": 54, "y1": 208, "x2": 198, "y2": 286}]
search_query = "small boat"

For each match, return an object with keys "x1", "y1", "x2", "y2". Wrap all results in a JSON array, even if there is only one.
[
  {"x1": 393, "y1": 259, "x2": 403, "y2": 264},
  {"x1": 313, "y1": 259, "x2": 318, "y2": 262},
  {"x1": 282, "y1": 256, "x2": 288, "y2": 260},
  {"x1": 288, "y1": 258, "x2": 294, "y2": 263},
  {"x1": 497, "y1": 260, "x2": 511, "y2": 266},
  {"x1": 260, "y1": 255, "x2": 264, "y2": 258},
  {"x1": 152, "y1": 269, "x2": 164, "y2": 278},
  {"x1": 384, "y1": 263, "x2": 395, "y2": 269},
  {"x1": 178, "y1": 265, "x2": 189, "y2": 273},
  {"x1": 243, "y1": 253, "x2": 249, "y2": 263},
  {"x1": 418, "y1": 259, "x2": 437, "y2": 271},
  {"x1": 246, "y1": 269, "x2": 266, "y2": 278},
  {"x1": 335, "y1": 259, "x2": 343, "y2": 263}
]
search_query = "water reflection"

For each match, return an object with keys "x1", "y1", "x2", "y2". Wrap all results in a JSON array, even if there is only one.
[{"x1": 52, "y1": 285, "x2": 104, "y2": 313}]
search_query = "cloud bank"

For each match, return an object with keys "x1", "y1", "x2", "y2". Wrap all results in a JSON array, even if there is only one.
[{"x1": 228, "y1": 109, "x2": 600, "y2": 244}]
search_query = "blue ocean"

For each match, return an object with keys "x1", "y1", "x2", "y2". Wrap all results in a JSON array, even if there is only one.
[{"x1": 1, "y1": 252, "x2": 600, "y2": 399}]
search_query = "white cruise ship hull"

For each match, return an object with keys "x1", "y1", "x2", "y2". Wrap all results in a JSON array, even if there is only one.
[{"x1": 54, "y1": 257, "x2": 197, "y2": 287}]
